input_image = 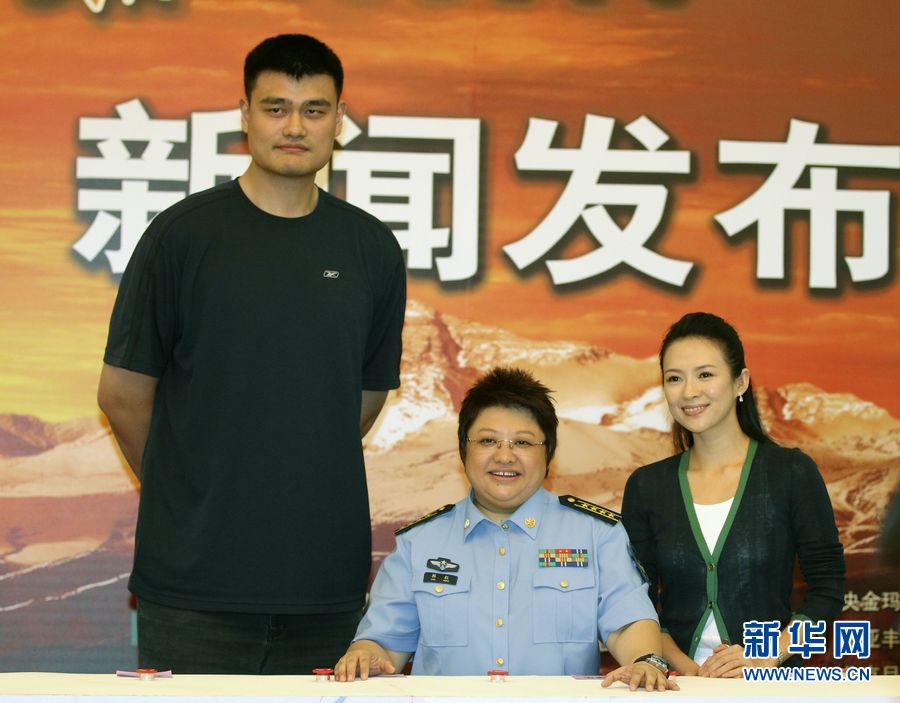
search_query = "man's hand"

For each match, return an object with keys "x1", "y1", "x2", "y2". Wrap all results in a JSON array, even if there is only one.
[
  {"x1": 334, "y1": 640, "x2": 397, "y2": 682},
  {"x1": 601, "y1": 661, "x2": 679, "y2": 692}
]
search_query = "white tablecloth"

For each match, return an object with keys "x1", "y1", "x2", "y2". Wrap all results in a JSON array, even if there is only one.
[{"x1": 0, "y1": 673, "x2": 896, "y2": 702}]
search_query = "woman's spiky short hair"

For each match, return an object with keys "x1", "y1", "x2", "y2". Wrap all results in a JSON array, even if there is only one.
[{"x1": 457, "y1": 367, "x2": 558, "y2": 465}]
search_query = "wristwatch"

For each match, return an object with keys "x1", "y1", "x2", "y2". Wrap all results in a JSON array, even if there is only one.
[{"x1": 633, "y1": 652, "x2": 669, "y2": 675}]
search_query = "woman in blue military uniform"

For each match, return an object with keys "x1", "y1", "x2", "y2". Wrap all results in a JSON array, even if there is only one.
[{"x1": 335, "y1": 367, "x2": 676, "y2": 691}]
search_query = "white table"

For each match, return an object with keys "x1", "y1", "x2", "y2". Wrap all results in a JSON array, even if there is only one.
[{"x1": 0, "y1": 673, "x2": 896, "y2": 702}]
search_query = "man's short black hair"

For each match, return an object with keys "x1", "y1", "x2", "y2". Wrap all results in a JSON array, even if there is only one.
[
  {"x1": 244, "y1": 34, "x2": 343, "y2": 99},
  {"x1": 458, "y1": 367, "x2": 558, "y2": 466}
]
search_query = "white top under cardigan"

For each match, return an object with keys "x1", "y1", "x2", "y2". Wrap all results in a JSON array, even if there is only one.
[{"x1": 692, "y1": 498, "x2": 734, "y2": 664}]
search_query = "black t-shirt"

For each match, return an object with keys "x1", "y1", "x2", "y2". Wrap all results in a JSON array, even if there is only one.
[{"x1": 105, "y1": 180, "x2": 406, "y2": 613}]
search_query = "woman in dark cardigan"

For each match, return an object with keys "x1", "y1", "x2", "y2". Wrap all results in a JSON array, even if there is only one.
[{"x1": 622, "y1": 312, "x2": 845, "y2": 677}]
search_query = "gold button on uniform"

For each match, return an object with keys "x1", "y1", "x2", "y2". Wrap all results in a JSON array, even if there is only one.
[
  {"x1": 498, "y1": 547, "x2": 506, "y2": 556},
  {"x1": 560, "y1": 581, "x2": 569, "y2": 588},
  {"x1": 501, "y1": 523, "x2": 509, "y2": 530},
  {"x1": 464, "y1": 518, "x2": 470, "y2": 529},
  {"x1": 497, "y1": 581, "x2": 506, "y2": 590},
  {"x1": 496, "y1": 618, "x2": 504, "y2": 627},
  {"x1": 435, "y1": 585, "x2": 444, "y2": 593},
  {"x1": 496, "y1": 658, "x2": 504, "y2": 666}
]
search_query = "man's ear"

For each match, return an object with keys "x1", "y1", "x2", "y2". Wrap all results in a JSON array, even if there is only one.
[
  {"x1": 335, "y1": 100, "x2": 347, "y2": 137},
  {"x1": 239, "y1": 97, "x2": 250, "y2": 134}
]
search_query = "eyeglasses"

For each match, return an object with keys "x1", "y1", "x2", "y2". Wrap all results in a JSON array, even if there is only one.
[{"x1": 466, "y1": 437, "x2": 547, "y2": 454}]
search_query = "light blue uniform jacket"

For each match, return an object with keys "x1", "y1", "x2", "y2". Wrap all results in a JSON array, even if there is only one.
[{"x1": 354, "y1": 487, "x2": 658, "y2": 675}]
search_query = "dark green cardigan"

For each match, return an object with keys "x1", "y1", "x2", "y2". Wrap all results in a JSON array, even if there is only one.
[{"x1": 622, "y1": 440, "x2": 845, "y2": 659}]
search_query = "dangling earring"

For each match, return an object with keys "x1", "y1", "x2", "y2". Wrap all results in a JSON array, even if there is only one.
[{"x1": 738, "y1": 394, "x2": 744, "y2": 403}]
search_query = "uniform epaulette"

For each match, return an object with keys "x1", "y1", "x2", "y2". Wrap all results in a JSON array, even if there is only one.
[
  {"x1": 559, "y1": 495, "x2": 621, "y2": 525},
  {"x1": 394, "y1": 504, "x2": 455, "y2": 535}
]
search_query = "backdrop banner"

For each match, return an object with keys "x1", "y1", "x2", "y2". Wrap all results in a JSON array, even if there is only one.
[{"x1": 0, "y1": 0, "x2": 897, "y2": 674}]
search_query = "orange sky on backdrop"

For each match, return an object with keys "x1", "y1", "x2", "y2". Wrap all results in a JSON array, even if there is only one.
[{"x1": 0, "y1": 0, "x2": 898, "y2": 420}]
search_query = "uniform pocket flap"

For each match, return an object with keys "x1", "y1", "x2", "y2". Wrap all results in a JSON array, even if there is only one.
[{"x1": 533, "y1": 569, "x2": 595, "y2": 592}]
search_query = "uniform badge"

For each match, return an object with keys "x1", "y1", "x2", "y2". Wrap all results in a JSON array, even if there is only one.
[
  {"x1": 394, "y1": 504, "x2": 455, "y2": 535},
  {"x1": 538, "y1": 548, "x2": 589, "y2": 567},
  {"x1": 558, "y1": 495, "x2": 621, "y2": 525},
  {"x1": 628, "y1": 543, "x2": 650, "y2": 584},
  {"x1": 426, "y1": 557, "x2": 459, "y2": 573},
  {"x1": 423, "y1": 572, "x2": 458, "y2": 585}
]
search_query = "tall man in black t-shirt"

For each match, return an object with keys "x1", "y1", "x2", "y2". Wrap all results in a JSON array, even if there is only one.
[{"x1": 98, "y1": 34, "x2": 406, "y2": 674}]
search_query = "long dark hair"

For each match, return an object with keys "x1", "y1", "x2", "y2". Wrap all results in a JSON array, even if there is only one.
[{"x1": 660, "y1": 312, "x2": 769, "y2": 452}]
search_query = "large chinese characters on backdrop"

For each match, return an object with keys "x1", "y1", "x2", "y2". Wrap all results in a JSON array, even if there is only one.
[
  {"x1": 1, "y1": 0, "x2": 898, "y2": 674},
  {"x1": 74, "y1": 105, "x2": 898, "y2": 292}
]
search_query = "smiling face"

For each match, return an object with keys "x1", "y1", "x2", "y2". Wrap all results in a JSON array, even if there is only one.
[
  {"x1": 240, "y1": 70, "x2": 344, "y2": 183},
  {"x1": 662, "y1": 336, "x2": 749, "y2": 442},
  {"x1": 464, "y1": 405, "x2": 548, "y2": 522}
]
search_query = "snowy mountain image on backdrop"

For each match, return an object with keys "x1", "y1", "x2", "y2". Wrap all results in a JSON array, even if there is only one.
[{"x1": 0, "y1": 299, "x2": 896, "y2": 663}]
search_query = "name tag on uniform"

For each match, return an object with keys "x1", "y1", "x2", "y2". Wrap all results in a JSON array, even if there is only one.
[
  {"x1": 423, "y1": 572, "x2": 459, "y2": 585},
  {"x1": 538, "y1": 548, "x2": 588, "y2": 567}
]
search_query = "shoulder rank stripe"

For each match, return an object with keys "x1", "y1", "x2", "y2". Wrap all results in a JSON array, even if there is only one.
[
  {"x1": 395, "y1": 504, "x2": 455, "y2": 535},
  {"x1": 559, "y1": 495, "x2": 621, "y2": 525}
]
